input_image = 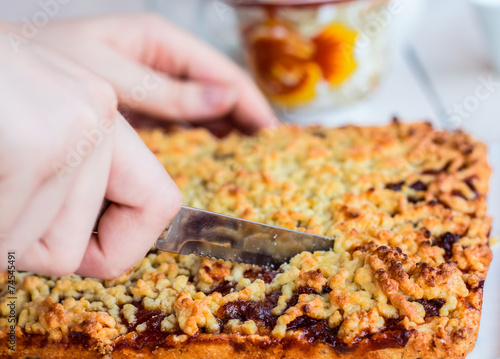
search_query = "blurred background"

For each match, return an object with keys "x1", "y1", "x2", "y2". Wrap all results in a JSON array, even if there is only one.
[
  {"x1": 1, "y1": 0, "x2": 498, "y2": 140},
  {"x1": 0, "y1": 1, "x2": 499, "y2": 356}
]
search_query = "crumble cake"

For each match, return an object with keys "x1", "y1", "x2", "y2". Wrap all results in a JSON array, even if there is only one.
[{"x1": 0, "y1": 121, "x2": 492, "y2": 358}]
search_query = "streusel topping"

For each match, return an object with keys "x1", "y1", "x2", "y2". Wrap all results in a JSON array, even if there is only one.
[{"x1": 0, "y1": 121, "x2": 491, "y2": 354}]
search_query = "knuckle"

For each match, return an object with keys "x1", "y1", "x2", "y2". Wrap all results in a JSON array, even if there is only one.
[
  {"x1": 98, "y1": 81, "x2": 118, "y2": 109},
  {"x1": 76, "y1": 103, "x2": 101, "y2": 128},
  {"x1": 73, "y1": 102, "x2": 114, "y2": 138},
  {"x1": 92, "y1": 80, "x2": 118, "y2": 121}
]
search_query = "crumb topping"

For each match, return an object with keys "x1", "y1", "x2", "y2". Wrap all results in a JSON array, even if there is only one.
[{"x1": 0, "y1": 122, "x2": 492, "y2": 355}]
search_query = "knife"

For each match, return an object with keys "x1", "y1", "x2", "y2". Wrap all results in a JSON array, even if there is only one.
[{"x1": 155, "y1": 205, "x2": 334, "y2": 268}]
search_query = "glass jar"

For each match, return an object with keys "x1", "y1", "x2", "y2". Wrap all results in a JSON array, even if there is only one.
[{"x1": 229, "y1": 0, "x2": 396, "y2": 112}]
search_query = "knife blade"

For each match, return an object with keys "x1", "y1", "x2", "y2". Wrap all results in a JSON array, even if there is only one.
[{"x1": 155, "y1": 205, "x2": 334, "y2": 268}]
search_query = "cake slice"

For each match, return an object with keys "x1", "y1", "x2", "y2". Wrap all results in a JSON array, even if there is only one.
[{"x1": 0, "y1": 121, "x2": 492, "y2": 358}]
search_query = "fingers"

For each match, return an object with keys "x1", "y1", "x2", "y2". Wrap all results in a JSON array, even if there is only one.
[
  {"x1": 134, "y1": 15, "x2": 280, "y2": 132},
  {"x1": 0, "y1": 152, "x2": 49, "y2": 240},
  {"x1": 38, "y1": 14, "x2": 279, "y2": 133},
  {"x1": 0, "y1": 94, "x2": 69, "y2": 239},
  {"x1": 125, "y1": 76, "x2": 239, "y2": 123},
  {"x1": 98, "y1": 50, "x2": 240, "y2": 122},
  {"x1": 0, "y1": 122, "x2": 79, "y2": 270},
  {"x1": 19, "y1": 134, "x2": 112, "y2": 277},
  {"x1": 0, "y1": 41, "x2": 117, "y2": 242},
  {"x1": 44, "y1": 42, "x2": 241, "y2": 125},
  {"x1": 6, "y1": 174, "x2": 71, "y2": 271},
  {"x1": 76, "y1": 115, "x2": 181, "y2": 279}
]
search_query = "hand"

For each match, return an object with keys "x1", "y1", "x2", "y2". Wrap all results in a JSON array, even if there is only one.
[
  {"x1": 0, "y1": 30, "x2": 181, "y2": 279},
  {"x1": 33, "y1": 14, "x2": 279, "y2": 135}
]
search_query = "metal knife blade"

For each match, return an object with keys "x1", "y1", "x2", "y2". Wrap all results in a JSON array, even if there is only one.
[{"x1": 155, "y1": 206, "x2": 334, "y2": 268}]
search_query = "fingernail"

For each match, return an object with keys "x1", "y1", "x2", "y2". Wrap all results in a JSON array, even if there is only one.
[{"x1": 203, "y1": 84, "x2": 235, "y2": 110}]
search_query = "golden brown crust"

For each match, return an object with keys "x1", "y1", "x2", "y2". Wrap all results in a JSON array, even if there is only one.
[
  {"x1": 0, "y1": 328, "x2": 480, "y2": 359},
  {"x1": 0, "y1": 121, "x2": 492, "y2": 358}
]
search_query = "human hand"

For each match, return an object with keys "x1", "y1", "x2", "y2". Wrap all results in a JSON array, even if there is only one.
[
  {"x1": 0, "y1": 30, "x2": 181, "y2": 279},
  {"x1": 32, "y1": 14, "x2": 280, "y2": 135}
]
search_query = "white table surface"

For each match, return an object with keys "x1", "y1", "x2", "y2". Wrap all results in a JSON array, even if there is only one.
[{"x1": 0, "y1": 0, "x2": 498, "y2": 357}]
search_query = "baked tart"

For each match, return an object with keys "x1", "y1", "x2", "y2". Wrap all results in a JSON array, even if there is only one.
[{"x1": 0, "y1": 121, "x2": 492, "y2": 358}]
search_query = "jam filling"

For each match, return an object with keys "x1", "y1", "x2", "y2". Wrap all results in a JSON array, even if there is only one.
[
  {"x1": 286, "y1": 286, "x2": 332, "y2": 309},
  {"x1": 477, "y1": 280, "x2": 485, "y2": 290},
  {"x1": 20, "y1": 330, "x2": 92, "y2": 349},
  {"x1": 416, "y1": 298, "x2": 445, "y2": 318},
  {"x1": 20, "y1": 332, "x2": 50, "y2": 348},
  {"x1": 217, "y1": 290, "x2": 282, "y2": 330},
  {"x1": 358, "y1": 320, "x2": 416, "y2": 352},
  {"x1": 243, "y1": 267, "x2": 281, "y2": 284},
  {"x1": 433, "y1": 232, "x2": 460, "y2": 261},
  {"x1": 114, "y1": 302, "x2": 172, "y2": 349},
  {"x1": 410, "y1": 180, "x2": 428, "y2": 192},
  {"x1": 427, "y1": 198, "x2": 451, "y2": 209},
  {"x1": 68, "y1": 331, "x2": 92, "y2": 348},
  {"x1": 408, "y1": 196, "x2": 425, "y2": 204},
  {"x1": 209, "y1": 280, "x2": 238, "y2": 296},
  {"x1": 451, "y1": 189, "x2": 467, "y2": 200},
  {"x1": 421, "y1": 227, "x2": 432, "y2": 239},
  {"x1": 25, "y1": 288, "x2": 414, "y2": 353},
  {"x1": 217, "y1": 289, "x2": 414, "y2": 353},
  {"x1": 311, "y1": 318, "x2": 416, "y2": 353},
  {"x1": 116, "y1": 268, "x2": 283, "y2": 348},
  {"x1": 285, "y1": 316, "x2": 350, "y2": 353},
  {"x1": 385, "y1": 181, "x2": 405, "y2": 192},
  {"x1": 112, "y1": 270, "x2": 417, "y2": 351},
  {"x1": 466, "y1": 279, "x2": 485, "y2": 292},
  {"x1": 421, "y1": 160, "x2": 452, "y2": 175},
  {"x1": 464, "y1": 176, "x2": 479, "y2": 197},
  {"x1": 209, "y1": 267, "x2": 281, "y2": 296}
]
